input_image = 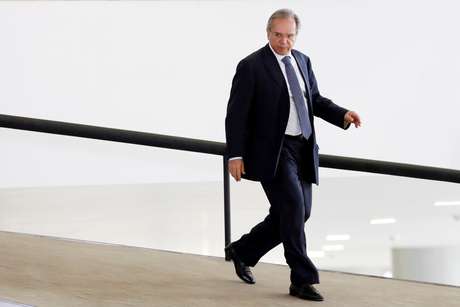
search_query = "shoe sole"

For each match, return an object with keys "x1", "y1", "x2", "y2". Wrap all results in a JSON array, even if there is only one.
[{"x1": 289, "y1": 288, "x2": 324, "y2": 301}]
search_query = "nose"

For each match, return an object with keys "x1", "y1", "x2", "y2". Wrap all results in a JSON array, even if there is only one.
[{"x1": 280, "y1": 37, "x2": 288, "y2": 45}]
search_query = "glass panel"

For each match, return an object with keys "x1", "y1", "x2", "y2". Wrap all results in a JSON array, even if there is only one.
[
  {"x1": 230, "y1": 168, "x2": 460, "y2": 286},
  {"x1": 0, "y1": 128, "x2": 224, "y2": 256},
  {"x1": 2, "y1": 128, "x2": 459, "y2": 286}
]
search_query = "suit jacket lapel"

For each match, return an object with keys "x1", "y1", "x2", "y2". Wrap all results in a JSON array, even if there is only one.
[
  {"x1": 292, "y1": 50, "x2": 313, "y2": 106},
  {"x1": 262, "y1": 44, "x2": 286, "y2": 88}
]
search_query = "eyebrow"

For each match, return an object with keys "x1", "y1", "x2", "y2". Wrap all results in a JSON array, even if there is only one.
[{"x1": 274, "y1": 32, "x2": 296, "y2": 36}]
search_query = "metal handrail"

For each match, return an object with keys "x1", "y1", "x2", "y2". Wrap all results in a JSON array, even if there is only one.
[
  {"x1": 0, "y1": 114, "x2": 224, "y2": 155},
  {"x1": 2, "y1": 113, "x2": 460, "y2": 249}
]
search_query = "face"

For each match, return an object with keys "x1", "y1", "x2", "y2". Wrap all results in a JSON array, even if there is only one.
[{"x1": 267, "y1": 17, "x2": 297, "y2": 55}]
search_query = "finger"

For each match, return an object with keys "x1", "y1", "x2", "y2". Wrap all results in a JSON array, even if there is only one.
[
  {"x1": 229, "y1": 165, "x2": 238, "y2": 180},
  {"x1": 229, "y1": 166, "x2": 236, "y2": 180},
  {"x1": 228, "y1": 162, "x2": 234, "y2": 172},
  {"x1": 232, "y1": 164, "x2": 240, "y2": 181},
  {"x1": 228, "y1": 161, "x2": 234, "y2": 173},
  {"x1": 241, "y1": 162, "x2": 246, "y2": 175},
  {"x1": 351, "y1": 113, "x2": 361, "y2": 126}
]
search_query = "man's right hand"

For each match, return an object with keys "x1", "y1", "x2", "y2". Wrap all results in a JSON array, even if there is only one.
[{"x1": 228, "y1": 158, "x2": 245, "y2": 182}]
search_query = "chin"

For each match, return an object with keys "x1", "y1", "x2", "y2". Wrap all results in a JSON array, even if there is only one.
[
  {"x1": 274, "y1": 48, "x2": 287, "y2": 55},
  {"x1": 278, "y1": 48, "x2": 290, "y2": 55}
]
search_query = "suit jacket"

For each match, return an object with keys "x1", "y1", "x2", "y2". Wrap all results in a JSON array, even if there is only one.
[{"x1": 225, "y1": 44, "x2": 349, "y2": 184}]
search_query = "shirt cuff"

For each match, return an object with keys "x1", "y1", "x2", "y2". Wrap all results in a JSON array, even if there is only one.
[{"x1": 228, "y1": 156, "x2": 243, "y2": 161}]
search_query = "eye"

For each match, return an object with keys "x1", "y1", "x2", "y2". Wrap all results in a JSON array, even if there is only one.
[{"x1": 275, "y1": 33, "x2": 281, "y2": 37}]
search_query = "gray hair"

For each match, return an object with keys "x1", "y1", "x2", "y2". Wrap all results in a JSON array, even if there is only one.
[{"x1": 266, "y1": 8, "x2": 301, "y2": 34}]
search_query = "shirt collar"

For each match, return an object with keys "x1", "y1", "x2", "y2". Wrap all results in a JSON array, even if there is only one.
[{"x1": 268, "y1": 43, "x2": 293, "y2": 62}]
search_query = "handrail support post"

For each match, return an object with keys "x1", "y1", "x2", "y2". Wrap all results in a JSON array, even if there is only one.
[{"x1": 223, "y1": 156, "x2": 231, "y2": 260}]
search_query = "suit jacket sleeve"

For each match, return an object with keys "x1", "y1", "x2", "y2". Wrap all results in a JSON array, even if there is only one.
[
  {"x1": 225, "y1": 58, "x2": 254, "y2": 158},
  {"x1": 307, "y1": 57, "x2": 351, "y2": 130}
]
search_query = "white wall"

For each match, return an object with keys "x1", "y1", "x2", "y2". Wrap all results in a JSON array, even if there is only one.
[{"x1": 1, "y1": 0, "x2": 459, "y2": 187}]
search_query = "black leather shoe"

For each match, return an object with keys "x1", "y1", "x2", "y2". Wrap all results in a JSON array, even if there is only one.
[
  {"x1": 224, "y1": 243, "x2": 255, "y2": 284},
  {"x1": 289, "y1": 283, "x2": 324, "y2": 301}
]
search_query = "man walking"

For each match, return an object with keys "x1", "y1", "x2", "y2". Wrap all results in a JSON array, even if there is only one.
[{"x1": 224, "y1": 8, "x2": 361, "y2": 301}]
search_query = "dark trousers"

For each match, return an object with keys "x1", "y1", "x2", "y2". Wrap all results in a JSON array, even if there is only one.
[{"x1": 232, "y1": 135, "x2": 319, "y2": 285}]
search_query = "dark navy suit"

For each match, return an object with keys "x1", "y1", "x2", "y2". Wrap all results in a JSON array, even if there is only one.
[{"x1": 225, "y1": 44, "x2": 349, "y2": 285}]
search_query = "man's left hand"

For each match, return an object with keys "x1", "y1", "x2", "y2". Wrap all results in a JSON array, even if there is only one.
[{"x1": 344, "y1": 111, "x2": 362, "y2": 128}]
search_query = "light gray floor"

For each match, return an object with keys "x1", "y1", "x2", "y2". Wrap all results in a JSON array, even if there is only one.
[{"x1": 0, "y1": 231, "x2": 459, "y2": 307}]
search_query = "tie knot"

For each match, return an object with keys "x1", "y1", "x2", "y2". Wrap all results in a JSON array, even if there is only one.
[{"x1": 282, "y1": 56, "x2": 292, "y2": 64}]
